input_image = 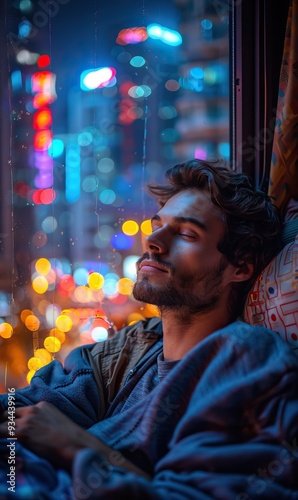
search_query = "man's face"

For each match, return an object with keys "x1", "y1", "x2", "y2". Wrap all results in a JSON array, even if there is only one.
[{"x1": 133, "y1": 188, "x2": 234, "y2": 315}]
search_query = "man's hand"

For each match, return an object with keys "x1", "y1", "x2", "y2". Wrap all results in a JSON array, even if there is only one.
[
  {"x1": 0, "y1": 402, "x2": 151, "y2": 478},
  {"x1": 0, "y1": 401, "x2": 95, "y2": 470}
]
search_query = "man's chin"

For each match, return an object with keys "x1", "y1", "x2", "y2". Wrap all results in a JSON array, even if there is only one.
[
  {"x1": 132, "y1": 281, "x2": 156, "y2": 304},
  {"x1": 132, "y1": 281, "x2": 178, "y2": 308}
]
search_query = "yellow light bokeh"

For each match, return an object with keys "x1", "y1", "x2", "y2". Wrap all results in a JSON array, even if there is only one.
[
  {"x1": 88, "y1": 272, "x2": 105, "y2": 290},
  {"x1": 32, "y1": 275, "x2": 49, "y2": 294},
  {"x1": 122, "y1": 220, "x2": 139, "y2": 236},
  {"x1": 35, "y1": 257, "x2": 51, "y2": 275},
  {"x1": 140, "y1": 219, "x2": 152, "y2": 235},
  {"x1": 142, "y1": 303, "x2": 161, "y2": 317},
  {"x1": 56, "y1": 314, "x2": 73, "y2": 332},
  {"x1": 25, "y1": 314, "x2": 40, "y2": 332},
  {"x1": 20, "y1": 309, "x2": 34, "y2": 323},
  {"x1": 44, "y1": 336, "x2": 61, "y2": 353},
  {"x1": 0, "y1": 323, "x2": 13, "y2": 339},
  {"x1": 49, "y1": 327, "x2": 66, "y2": 344},
  {"x1": 117, "y1": 277, "x2": 134, "y2": 295},
  {"x1": 127, "y1": 312, "x2": 146, "y2": 324},
  {"x1": 27, "y1": 357, "x2": 43, "y2": 371},
  {"x1": 34, "y1": 348, "x2": 52, "y2": 365},
  {"x1": 27, "y1": 370, "x2": 36, "y2": 385}
]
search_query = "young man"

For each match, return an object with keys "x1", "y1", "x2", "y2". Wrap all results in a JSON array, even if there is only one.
[{"x1": 1, "y1": 159, "x2": 298, "y2": 499}]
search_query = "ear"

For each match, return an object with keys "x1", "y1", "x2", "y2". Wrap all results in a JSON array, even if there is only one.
[{"x1": 230, "y1": 260, "x2": 254, "y2": 283}]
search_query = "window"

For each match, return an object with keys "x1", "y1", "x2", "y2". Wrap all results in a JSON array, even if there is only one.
[{"x1": 1, "y1": 0, "x2": 230, "y2": 387}]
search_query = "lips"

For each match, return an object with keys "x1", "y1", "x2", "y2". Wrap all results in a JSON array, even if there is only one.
[{"x1": 139, "y1": 260, "x2": 169, "y2": 273}]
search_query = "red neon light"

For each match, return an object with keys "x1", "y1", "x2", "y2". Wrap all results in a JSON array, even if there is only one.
[
  {"x1": 40, "y1": 188, "x2": 56, "y2": 204},
  {"x1": 33, "y1": 93, "x2": 54, "y2": 109},
  {"x1": 32, "y1": 189, "x2": 43, "y2": 204},
  {"x1": 34, "y1": 130, "x2": 53, "y2": 151},
  {"x1": 33, "y1": 109, "x2": 52, "y2": 130},
  {"x1": 32, "y1": 59, "x2": 56, "y2": 189},
  {"x1": 37, "y1": 55, "x2": 51, "y2": 68},
  {"x1": 32, "y1": 71, "x2": 53, "y2": 93}
]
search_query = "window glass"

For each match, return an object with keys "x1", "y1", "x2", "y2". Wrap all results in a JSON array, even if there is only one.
[{"x1": 0, "y1": 0, "x2": 229, "y2": 388}]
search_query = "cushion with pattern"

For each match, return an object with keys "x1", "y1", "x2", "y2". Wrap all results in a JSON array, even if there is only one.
[{"x1": 243, "y1": 234, "x2": 298, "y2": 351}]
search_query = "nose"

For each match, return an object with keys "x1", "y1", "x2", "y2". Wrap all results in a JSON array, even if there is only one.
[{"x1": 145, "y1": 228, "x2": 168, "y2": 254}]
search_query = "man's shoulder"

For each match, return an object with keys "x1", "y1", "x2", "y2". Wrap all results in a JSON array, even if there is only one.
[
  {"x1": 211, "y1": 320, "x2": 298, "y2": 368},
  {"x1": 224, "y1": 320, "x2": 295, "y2": 348}
]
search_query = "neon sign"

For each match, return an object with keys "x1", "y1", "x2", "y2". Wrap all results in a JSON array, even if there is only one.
[{"x1": 31, "y1": 55, "x2": 57, "y2": 191}]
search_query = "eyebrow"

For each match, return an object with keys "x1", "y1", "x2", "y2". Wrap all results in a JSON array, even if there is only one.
[{"x1": 151, "y1": 214, "x2": 207, "y2": 232}]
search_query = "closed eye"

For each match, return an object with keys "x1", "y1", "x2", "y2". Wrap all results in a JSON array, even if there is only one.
[{"x1": 179, "y1": 232, "x2": 197, "y2": 240}]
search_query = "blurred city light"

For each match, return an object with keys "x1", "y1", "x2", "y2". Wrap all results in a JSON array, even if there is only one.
[
  {"x1": 48, "y1": 138, "x2": 64, "y2": 158},
  {"x1": 37, "y1": 54, "x2": 51, "y2": 68},
  {"x1": 147, "y1": 24, "x2": 182, "y2": 46},
  {"x1": 116, "y1": 27, "x2": 148, "y2": 45},
  {"x1": 80, "y1": 67, "x2": 116, "y2": 91},
  {"x1": 18, "y1": 20, "x2": 32, "y2": 38},
  {"x1": 11, "y1": 71, "x2": 22, "y2": 91},
  {"x1": 129, "y1": 56, "x2": 146, "y2": 67},
  {"x1": 65, "y1": 144, "x2": 80, "y2": 203}
]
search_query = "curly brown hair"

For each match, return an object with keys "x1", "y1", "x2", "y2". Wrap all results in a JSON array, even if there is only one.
[{"x1": 147, "y1": 158, "x2": 281, "y2": 318}]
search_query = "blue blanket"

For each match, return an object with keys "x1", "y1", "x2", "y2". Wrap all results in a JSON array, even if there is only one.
[{"x1": 1, "y1": 321, "x2": 298, "y2": 499}]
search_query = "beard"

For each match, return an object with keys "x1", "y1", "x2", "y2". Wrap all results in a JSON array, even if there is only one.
[{"x1": 133, "y1": 253, "x2": 229, "y2": 315}]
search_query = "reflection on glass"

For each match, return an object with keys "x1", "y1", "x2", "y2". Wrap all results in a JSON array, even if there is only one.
[{"x1": 0, "y1": 0, "x2": 229, "y2": 388}]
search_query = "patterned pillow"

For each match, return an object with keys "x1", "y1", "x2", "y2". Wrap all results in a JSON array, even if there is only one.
[{"x1": 243, "y1": 234, "x2": 298, "y2": 351}]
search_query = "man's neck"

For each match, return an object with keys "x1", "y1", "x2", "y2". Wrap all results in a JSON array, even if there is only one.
[{"x1": 160, "y1": 307, "x2": 232, "y2": 361}]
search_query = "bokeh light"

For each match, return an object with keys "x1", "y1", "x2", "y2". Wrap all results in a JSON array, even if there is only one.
[
  {"x1": 44, "y1": 336, "x2": 61, "y2": 353},
  {"x1": 37, "y1": 54, "x2": 51, "y2": 68},
  {"x1": 99, "y1": 189, "x2": 116, "y2": 204},
  {"x1": 45, "y1": 304, "x2": 61, "y2": 328},
  {"x1": 91, "y1": 326, "x2": 108, "y2": 342},
  {"x1": 165, "y1": 79, "x2": 180, "y2": 91},
  {"x1": 27, "y1": 370, "x2": 36, "y2": 385},
  {"x1": 97, "y1": 158, "x2": 114, "y2": 173},
  {"x1": 130, "y1": 56, "x2": 146, "y2": 67},
  {"x1": 110, "y1": 233, "x2": 134, "y2": 250},
  {"x1": 140, "y1": 219, "x2": 152, "y2": 235},
  {"x1": 117, "y1": 277, "x2": 134, "y2": 295},
  {"x1": 82, "y1": 176, "x2": 97, "y2": 193},
  {"x1": 73, "y1": 268, "x2": 89, "y2": 286},
  {"x1": 128, "y1": 85, "x2": 151, "y2": 98},
  {"x1": 34, "y1": 348, "x2": 52, "y2": 365},
  {"x1": 88, "y1": 272, "x2": 104, "y2": 290},
  {"x1": 122, "y1": 220, "x2": 139, "y2": 236},
  {"x1": 20, "y1": 309, "x2": 34, "y2": 323},
  {"x1": 27, "y1": 357, "x2": 43, "y2": 371},
  {"x1": 41, "y1": 216, "x2": 58, "y2": 233},
  {"x1": 33, "y1": 109, "x2": 52, "y2": 129},
  {"x1": 35, "y1": 258, "x2": 51, "y2": 275},
  {"x1": 80, "y1": 67, "x2": 116, "y2": 91},
  {"x1": 0, "y1": 323, "x2": 13, "y2": 339},
  {"x1": 147, "y1": 24, "x2": 182, "y2": 46},
  {"x1": 48, "y1": 138, "x2": 64, "y2": 157},
  {"x1": 56, "y1": 314, "x2": 73, "y2": 332},
  {"x1": 49, "y1": 328, "x2": 66, "y2": 344},
  {"x1": 32, "y1": 275, "x2": 49, "y2": 294},
  {"x1": 116, "y1": 27, "x2": 148, "y2": 45},
  {"x1": 123, "y1": 255, "x2": 139, "y2": 280},
  {"x1": 25, "y1": 315, "x2": 40, "y2": 331}
]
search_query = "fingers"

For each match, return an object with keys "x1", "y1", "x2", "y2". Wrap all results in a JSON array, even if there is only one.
[{"x1": 0, "y1": 403, "x2": 51, "y2": 439}]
